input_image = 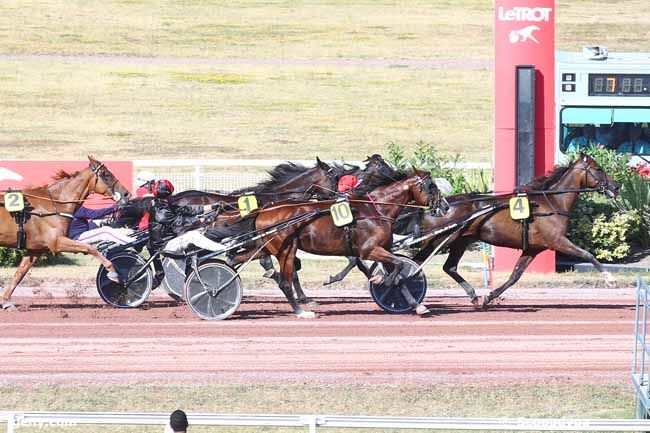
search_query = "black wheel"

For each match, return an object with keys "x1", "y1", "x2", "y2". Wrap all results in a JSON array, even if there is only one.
[
  {"x1": 184, "y1": 259, "x2": 243, "y2": 320},
  {"x1": 96, "y1": 252, "x2": 153, "y2": 308},
  {"x1": 161, "y1": 257, "x2": 186, "y2": 301},
  {"x1": 368, "y1": 255, "x2": 427, "y2": 313}
]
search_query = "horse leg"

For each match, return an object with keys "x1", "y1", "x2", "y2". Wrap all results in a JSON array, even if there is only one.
[
  {"x1": 259, "y1": 255, "x2": 280, "y2": 280},
  {"x1": 366, "y1": 247, "x2": 429, "y2": 315},
  {"x1": 482, "y1": 249, "x2": 541, "y2": 308},
  {"x1": 442, "y1": 240, "x2": 480, "y2": 308},
  {"x1": 324, "y1": 257, "x2": 357, "y2": 285},
  {"x1": 1, "y1": 253, "x2": 41, "y2": 310},
  {"x1": 51, "y1": 236, "x2": 117, "y2": 275},
  {"x1": 290, "y1": 258, "x2": 315, "y2": 305},
  {"x1": 277, "y1": 242, "x2": 315, "y2": 318},
  {"x1": 552, "y1": 236, "x2": 616, "y2": 285}
]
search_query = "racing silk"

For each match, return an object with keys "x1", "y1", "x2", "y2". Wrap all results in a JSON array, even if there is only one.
[
  {"x1": 148, "y1": 199, "x2": 207, "y2": 248},
  {"x1": 337, "y1": 175, "x2": 360, "y2": 193},
  {"x1": 68, "y1": 205, "x2": 116, "y2": 240},
  {"x1": 136, "y1": 185, "x2": 154, "y2": 230}
]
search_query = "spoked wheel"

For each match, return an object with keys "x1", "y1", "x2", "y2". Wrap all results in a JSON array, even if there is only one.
[
  {"x1": 161, "y1": 257, "x2": 186, "y2": 301},
  {"x1": 96, "y1": 252, "x2": 154, "y2": 308},
  {"x1": 184, "y1": 259, "x2": 243, "y2": 320},
  {"x1": 368, "y1": 255, "x2": 427, "y2": 313}
]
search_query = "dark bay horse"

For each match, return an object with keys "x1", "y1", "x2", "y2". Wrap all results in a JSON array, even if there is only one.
[
  {"x1": 231, "y1": 170, "x2": 441, "y2": 318},
  {"x1": 412, "y1": 154, "x2": 619, "y2": 308},
  {"x1": 0, "y1": 156, "x2": 131, "y2": 310}
]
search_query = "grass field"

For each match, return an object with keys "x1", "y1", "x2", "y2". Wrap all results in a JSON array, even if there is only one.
[
  {"x1": 1, "y1": 1, "x2": 649, "y2": 162},
  {"x1": 0, "y1": 383, "x2": 634, "y2": 433}
]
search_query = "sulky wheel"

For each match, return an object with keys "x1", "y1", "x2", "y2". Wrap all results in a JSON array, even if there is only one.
[
  {"x1": 368, "y1": 255, "x2": 427, "y2": 313},
  {"x1": 161, "y1": 257, "x2": 186, "y2": 301},
  {"x1": 184, "y1": 259, "x2": 243, "y2": 320},
  {"x1": 96, "y1": 251, "x2": 154, "y2": 308}
]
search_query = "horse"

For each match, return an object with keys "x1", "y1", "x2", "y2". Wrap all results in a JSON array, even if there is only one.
[
  {"x1": 229, "y1": 169, "x2": 442, "y2": 318},
  {"x1": 0, "y1": 156, "x2": 131, "y2": 310},
  {"x1": 411, "y1": 154, "x2": 619, "y2": 308}
]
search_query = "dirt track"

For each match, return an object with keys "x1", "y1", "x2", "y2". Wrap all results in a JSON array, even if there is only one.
[{"x1": 0, "y1": 287, "x2": 637, "y2": 386}]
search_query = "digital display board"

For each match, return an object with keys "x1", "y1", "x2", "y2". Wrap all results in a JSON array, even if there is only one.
[{"x1": 589, "y1": 74, "x2": 650, "y2": 96}]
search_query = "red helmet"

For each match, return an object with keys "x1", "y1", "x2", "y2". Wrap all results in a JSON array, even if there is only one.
[{"x1": 153, "y1": 179, "x2": 175, "y2": 198}]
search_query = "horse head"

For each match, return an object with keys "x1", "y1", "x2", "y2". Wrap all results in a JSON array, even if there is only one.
[
  {"x1": 409, "y1": 169, "x2": 447, "y2": 215},
  {"x1": 361, "y1": 154, "x2": 396, "y2": 185},
  {"x1": 576, "y1": 153, "x2": 619, "y2": 198},
  {"x1": 87, "y1": 155, "x2": 131, "y2": 204}
]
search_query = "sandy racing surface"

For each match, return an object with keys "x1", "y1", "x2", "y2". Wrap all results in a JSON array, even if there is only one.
[{"x1": 0, "y1": 287, "x2": 637, "y2": 386}]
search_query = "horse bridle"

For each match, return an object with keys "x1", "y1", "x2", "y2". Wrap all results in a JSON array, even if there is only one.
[
  {"x1": 414, "y1": 174, "x2": 448, "y2": 216},
  {"x1": 91, "y1": 162, "x2": 121, "y2": 199},
  {"x1": 581, "y1": 161, "x2": 609, "y2": 194}
]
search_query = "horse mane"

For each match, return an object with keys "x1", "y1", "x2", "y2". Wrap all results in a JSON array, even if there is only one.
[
  {"x1": 355, "y1": 168, "x2": 407, "y2": 194},
  {"x1": 525, "y1": 162, "x2": 573, "y2": 190},
  {"x1": 232, "y1": 162, "x2": 311, "y2": 194},
  {"x1": 52, "y1": 169, "x2": 81, "y2": 180}
]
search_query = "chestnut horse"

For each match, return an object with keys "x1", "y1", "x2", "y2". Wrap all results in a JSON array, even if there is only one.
[
  {"x1": 230, "y1": 169, "x2": 442, "y2": 318},
  {"x1": 0, "y1": 156, "x2": 130, "y2": 310},
  {"x1": 412, "y1": 154, "x2": 619, "y2": 308}
]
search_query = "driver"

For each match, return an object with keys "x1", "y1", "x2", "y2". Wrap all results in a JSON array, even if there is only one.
[{"x1": 148, "y1": 179, "x2": 227, "y2": 254}]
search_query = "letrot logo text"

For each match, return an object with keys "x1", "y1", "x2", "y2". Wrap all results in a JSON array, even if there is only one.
[{"x1": 497, "y1": 6, "x2": 552, "y2": 22}]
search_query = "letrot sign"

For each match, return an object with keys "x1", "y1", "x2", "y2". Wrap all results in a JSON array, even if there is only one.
[{"x1": 494, "y1": 0, "x2": 556, "y2": 272}]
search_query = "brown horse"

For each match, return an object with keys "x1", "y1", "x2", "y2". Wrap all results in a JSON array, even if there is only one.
[
  {"x1": 231, "y1": 169, "x2": 441, "y2": 318},
  {"x1": 413, "y1": 154, "x2": 619, "y2": 308},
  {"x1": 0, "y1": 156, "x2": 130, "y2": 310}
]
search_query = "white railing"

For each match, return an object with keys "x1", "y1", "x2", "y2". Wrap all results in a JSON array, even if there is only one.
[
  {"x1": 633, "y1": 276, "x2": 650, "y2": 419},
  {"x1": 132, "y1": 159, "x2": 492, "y2": 192},
  {"x1": 2, "y1": 412, "x2": 650, "y2": 432}
]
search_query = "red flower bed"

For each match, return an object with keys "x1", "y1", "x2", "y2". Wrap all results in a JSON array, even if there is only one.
[{"x1": 632, "y1": 163, "x2": 650, "y2": 178}]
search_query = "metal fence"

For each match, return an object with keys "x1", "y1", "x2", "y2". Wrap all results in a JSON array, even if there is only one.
[
  {"x1": 3, "y1": 411, "x2": 650, "y2": 432},
  {"x1": 132, "y1": 159, "x2": 492, "y2": 192},
  {"x1": 633, "y1": 276, "x2": 650, "y2": 420}
]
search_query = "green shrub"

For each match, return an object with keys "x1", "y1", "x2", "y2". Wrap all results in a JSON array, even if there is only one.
[
  {"x1": 0, "y1": 247, "x2": 24, "y2": 267},
  {"x1": 0, "y1": 247, "x2": 64, "y2": 267},
  {"x1": 568, "y1": 196, "x2": 639, "y2": 262},
  {"x1": 619, "y1": 172, "x2": 650, "y2": 247},
  {"x1": 386, "y1": 141, "x2": 490, "y2": 194}
]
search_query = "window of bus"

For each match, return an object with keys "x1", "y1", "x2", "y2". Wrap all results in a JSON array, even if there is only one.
[{"x1": 560, "y1": 108, "x2": 650, "y2": 156}]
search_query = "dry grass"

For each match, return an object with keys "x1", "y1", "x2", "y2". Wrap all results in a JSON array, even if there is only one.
[
  {"x1": 0, "y1": 383, "x2": 634, "y2": 432},
  {"x1": 1, "y1": 1, "x2": 649, "y2": 162},
  {"x1": 0, "y1": 61, "x2": 492, "y2": 161}
]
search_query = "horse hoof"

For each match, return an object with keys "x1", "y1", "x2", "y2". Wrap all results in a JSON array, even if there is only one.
[
  {"x1": 604, "y1": 272, "x2": 617, "y2": 287},
  {"x1": 480, "y1": 296, "x2": 492, "y2": 309},
  {"x1": 1, "y1": 302, "x2": 17, "y2": 312},
  {"x1": 299, "y1": 299, "x2": 319, "y2": 307},
  {"x1": 107, "y1": 271, "x2": 120, "y2": 283},
  {"x1": 415, "y1": 305, "x2": 430, "y2": 316},
  {"x1": 471, "y1": 298, "x2": 481, "y2": 309},
  {"x1": 323, "y1": 277, "x2": 333, "y2": 286},
  {"x1": 262, "y1": 269, "x2": 276, "y2": 279},
  {"x1": 297, "y1": 311, "x2": 316, "y2": 319},
  {"x1": 368, "y1": 275, "x2": 384, "y2": 285}
]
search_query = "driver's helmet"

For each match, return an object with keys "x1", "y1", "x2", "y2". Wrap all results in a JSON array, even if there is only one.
[{"x1": 153, "y1": 179, "x2": 175, "y2": 198}]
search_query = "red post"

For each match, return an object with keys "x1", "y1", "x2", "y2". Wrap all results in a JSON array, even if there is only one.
[{"x1": 494, "y1": 0, "x2": 556, "y2": 272}]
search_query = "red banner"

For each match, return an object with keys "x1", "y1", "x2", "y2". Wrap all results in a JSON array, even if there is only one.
[
  {"x1": 0, "y1": 160, "x2": 133, "y2": 209},
  {"x1": 494, "y1": 0, "x2": 555, "y2": 272}
]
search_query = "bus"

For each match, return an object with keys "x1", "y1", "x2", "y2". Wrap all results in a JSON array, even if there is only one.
[{"x1": 556, "y1": 46, "x2": 650, "y2": 166}]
